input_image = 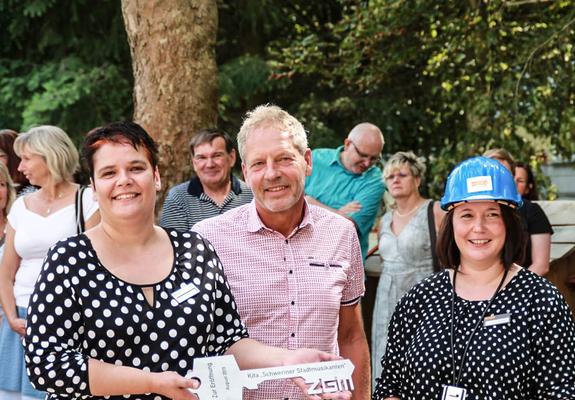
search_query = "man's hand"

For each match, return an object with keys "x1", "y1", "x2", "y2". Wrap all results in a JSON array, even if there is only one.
[
  {"x1": 283, "y1": 349, "x2": 352, "y2": 400},
  {"x1": 338, "y1": 201, "x2": 362, "y2": 216}
]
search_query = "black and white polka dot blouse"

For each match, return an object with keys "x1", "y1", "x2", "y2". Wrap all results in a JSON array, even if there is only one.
[
  {"x1": 24, "y1": 229, "x2": 249, "y2": 400},
  {"x1": 373, "y1": 268, "x2": 575, "y2": 399}
]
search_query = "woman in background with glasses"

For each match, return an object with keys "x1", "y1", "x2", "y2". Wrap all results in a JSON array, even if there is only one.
[{"x1": 371, "y1": 151, "x2": 444, "y2": 386}]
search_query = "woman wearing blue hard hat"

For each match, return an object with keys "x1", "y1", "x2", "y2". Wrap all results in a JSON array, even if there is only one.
[{"x1": 372, "y1": 156, "x2": 575, "y2": 400}]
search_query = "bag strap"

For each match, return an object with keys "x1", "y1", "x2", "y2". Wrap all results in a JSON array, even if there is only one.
[
  {"x1": 427, "y1": 200, "x2": 441, "y2": 272},
  {"x1": 75, "y1": 185, "x2": 86, "y2": 234}
]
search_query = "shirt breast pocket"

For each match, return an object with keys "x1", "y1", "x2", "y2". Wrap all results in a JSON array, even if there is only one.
[
  {"x1": 299, "y1": 258, "x2": 349, "y2": 313},
  {"x1": 305, "y1": 259, "x2": 349, "y2": 289}
]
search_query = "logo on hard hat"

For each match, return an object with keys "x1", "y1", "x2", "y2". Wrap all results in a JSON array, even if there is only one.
[{"x1": 466, "y1": 176, "x2": 493, "y2": 193}]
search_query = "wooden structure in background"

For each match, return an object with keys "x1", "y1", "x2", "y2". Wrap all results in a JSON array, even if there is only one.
[{"x1": 537, "y1": 200, "x2": 575, "y2": 316}]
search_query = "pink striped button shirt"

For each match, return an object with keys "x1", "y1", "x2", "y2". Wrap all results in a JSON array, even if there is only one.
[{"x1": 193, "y1": 200, "x2": 365, "y2": 399}]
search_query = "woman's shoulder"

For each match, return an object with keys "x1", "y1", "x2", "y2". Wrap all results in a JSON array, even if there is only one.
[
  {"x1": 396, "y1": 271, "x2": 449, "y2": 308},
  {"x1": 54, "y1": 232, "x2": 91, "y2": 248},
  {"x1": 514, "y1": 267, "x2": 566, "y2": 304},
  {"x1": 46, "y1": 234, "x2": 92, "y2": 260},
  {"x1": 42, "y1": 234, "x2": 95, "y2": 279},
  {"x1": 10, "y1": 193, "x2": 26, "y2": 209},
  {"x1": 164, "y1": 228, "x2": 224, "y2": 273},
  {"x1": 410, "y1": 270, "x2": 448, "y2": 294},
  {"x1": 7, "y1": 194, "x2": 28, "y2": 221},
  {"x1": 163, "y1": 227, "x2": 215, "y2": 253}
]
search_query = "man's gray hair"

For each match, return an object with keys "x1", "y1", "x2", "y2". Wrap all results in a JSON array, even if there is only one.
[{"x1": 237, "y1": 104, "x2": 308, "y2": 160}]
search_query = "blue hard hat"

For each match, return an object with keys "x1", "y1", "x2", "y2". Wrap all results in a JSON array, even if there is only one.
[{"x1": 440, "y1": 156, "x2": 523, "y2": 211}]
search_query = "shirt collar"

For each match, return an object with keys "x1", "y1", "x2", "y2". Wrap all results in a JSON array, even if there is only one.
[
  {"x1": 246, "y1": 199, "x2": 315, "y2": 236},
  {"x1": 328, "y1": 146, "x2": 345, "y2": 167},
  {"x1": 187, "y1": 175, "x2": 244, "y2": 197}
]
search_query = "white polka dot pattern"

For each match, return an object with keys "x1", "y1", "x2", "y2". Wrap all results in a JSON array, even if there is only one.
[
  {"x1": 23, "y1": 229, "x2": 248, "y2": 399},
  {"x1": 372, "y1": 269, "x2": 575, "y2": 399}
]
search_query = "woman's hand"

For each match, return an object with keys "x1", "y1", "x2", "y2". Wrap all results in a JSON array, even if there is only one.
[
  {"x1": 151, "y1": 371, "x2": 200, "y2": 400},
  {"x1": 8, "y1": 317, "x2": 26, "y2": 336}
]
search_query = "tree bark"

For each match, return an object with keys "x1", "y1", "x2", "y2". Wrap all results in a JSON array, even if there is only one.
[{"x1": 121, "y1": 0, "x2": 218, "y2": 209}]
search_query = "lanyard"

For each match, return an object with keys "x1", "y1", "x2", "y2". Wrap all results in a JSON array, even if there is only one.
[{"x1": 449, "y1": 266, "x2": 509, "y2": 386}]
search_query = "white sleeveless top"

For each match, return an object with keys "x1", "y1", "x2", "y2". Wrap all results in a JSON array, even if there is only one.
[{"x1": 8, "y1": 188, "x2": 98, "y2": 307}]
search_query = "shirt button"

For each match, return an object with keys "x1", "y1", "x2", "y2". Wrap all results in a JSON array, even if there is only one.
[
  {"x1": 291, "y1": 301, "x2": 295, "y2": 305},
  {"x1": 291, "y1": 333, "x2": 295, "y2": 337},
  {"x1": 289, "y1": 270, "x2": 293, "y2": 274},
  {"x1": 285, "y1": 239, "x2": 288, "y2": 244}
]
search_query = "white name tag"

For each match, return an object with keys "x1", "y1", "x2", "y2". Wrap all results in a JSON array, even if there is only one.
[
  {"x1": 171, "y1": 283, "x2": 200, "y2": 303},
  {"x1": 442, "y1": 385, "x2": 466, "y2": 399},
  {"x1": 484, "y1": 313, "x2": 511, "y2": 327}
]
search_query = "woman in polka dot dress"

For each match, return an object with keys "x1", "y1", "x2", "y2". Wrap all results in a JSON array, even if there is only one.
[
  {"x1": 23, "y1": 122, "x2": 349, "y2": 400},
  {"x1": 373, "y1": 157, "x2": 575, "y2": 400}
]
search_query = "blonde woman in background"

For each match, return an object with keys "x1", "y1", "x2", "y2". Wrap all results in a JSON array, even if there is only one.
[
  {"x1": 371, "y1": 151, "x2": 444, "y2": 385},
  {"x1": 0, "y1": 125, "x2": 100, "y2": 398}
]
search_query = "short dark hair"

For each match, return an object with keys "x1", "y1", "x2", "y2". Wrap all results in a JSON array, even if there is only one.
[
  {"x1": 82, "y1": 122, "x2": 159, "y2": 179},
  {"x1": 189, "y1": 128, "x2": 234, "y2": 156},
  {"x1": 436, "y1": 205, "x2": 526, "y2": 270}
]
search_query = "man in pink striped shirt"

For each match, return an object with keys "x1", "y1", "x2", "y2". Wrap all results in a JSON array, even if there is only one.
[{"x1": 193, "y1": 105, "x2": 370, "y2": 399}]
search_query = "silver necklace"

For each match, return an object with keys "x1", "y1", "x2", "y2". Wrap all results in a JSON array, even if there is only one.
[{"x1": 43, "y1": 187, "x2": 69, "y2": 214}]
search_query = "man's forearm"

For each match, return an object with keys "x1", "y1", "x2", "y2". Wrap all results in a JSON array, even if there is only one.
[{"x1": 340, "y1": 336, "x2": 370, "y2": 400}]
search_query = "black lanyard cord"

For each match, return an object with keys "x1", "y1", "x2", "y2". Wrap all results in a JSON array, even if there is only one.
[{"x1": 449, "y1": 266, "x2": 509, "y2": 386}]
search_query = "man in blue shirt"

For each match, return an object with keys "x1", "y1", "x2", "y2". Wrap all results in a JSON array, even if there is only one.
[{"x1": 305, "y1": 123, "x2": 385, "y2": 259}]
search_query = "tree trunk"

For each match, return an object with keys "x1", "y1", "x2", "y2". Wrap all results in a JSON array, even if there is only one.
[{"x1": 121, "y1": 0, "x2": 218, "y2": 210}]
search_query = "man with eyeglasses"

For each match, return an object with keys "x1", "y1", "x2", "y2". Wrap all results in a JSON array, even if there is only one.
[
  {"x1": 305, "y1": 123, "x2": 385, "y2": 260},
  {"x1": 160, "y1": 128, "x2": 253, "y2": 230}
]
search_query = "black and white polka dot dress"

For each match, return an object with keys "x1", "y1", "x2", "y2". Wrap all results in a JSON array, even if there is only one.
[
  {"x1": 23, "y1": 229, "x2": 249, "y2": 400},
  {"x1": 372, "y1": 268, "x2": 575, "y2": 399}
]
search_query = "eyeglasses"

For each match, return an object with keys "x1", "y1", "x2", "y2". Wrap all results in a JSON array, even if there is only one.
[
  {"x1": 385, "y1": 172, "x2": 412, "y2": 181},
  {"x1": 350, "y1": 141, "x2": 381, "y2": 165}
]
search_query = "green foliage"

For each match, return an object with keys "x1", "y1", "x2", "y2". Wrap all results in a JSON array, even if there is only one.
[
  {"x1": 218, "y1": 55, "x2": 278, "y2": 124},
  {"x1": 216, "y1": 0, "x2": 344, "y2": 136},
  {"x1": 263, "y1": 0, "x2": 575, "y2": 199},
  {"x1": 1, "y1": 0, "x2": 572, "y2": 200},
  {"x1": 0, "y1": 0, "x2": 132, "y2": 140}
]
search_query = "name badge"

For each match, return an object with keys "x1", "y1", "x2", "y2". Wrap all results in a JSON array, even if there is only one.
[
  {"x1": 483, "y1": 312, "x2": 511, "y2": 327},
  {"x1": 171, "y1": 283, "x2": 199, "y2": 303},
  {"x1": 442, "y1": 385, "x2": 466, "y2": 400}
]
